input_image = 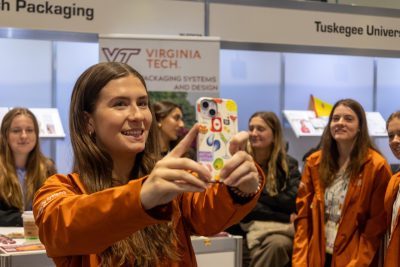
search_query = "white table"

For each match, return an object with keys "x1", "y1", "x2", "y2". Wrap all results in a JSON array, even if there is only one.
[
  {"x1": 191, "y1": 235, "x2": 243, "y2": 267},
  {"x1": 0, "y1": 227, "x2": 54, "y2": 267},
  {"x1": 0, "y1": 228, "x2": 242, "y2": 267}
]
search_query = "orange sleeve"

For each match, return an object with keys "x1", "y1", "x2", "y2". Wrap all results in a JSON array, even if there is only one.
[
  {"x1": 348, "y1": 159, "x2": 391, "y2": 266},
  {"x1": 179, "y1": 164, "x2": 265, "y2": 236},
  {"x1": 292, "y1": 161, "x2": 314, "y2": 266},
  {"x1": 33, "y1": 174, "x2": 167, "y2": 257}
]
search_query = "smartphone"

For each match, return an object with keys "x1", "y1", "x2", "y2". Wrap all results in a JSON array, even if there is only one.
[{"x1": 196, "y1": 97, "x2": 238, "y2": 182}]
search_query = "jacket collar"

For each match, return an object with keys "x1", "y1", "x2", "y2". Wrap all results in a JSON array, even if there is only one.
[{"x1": 308, "y1": 148, "x2": 374, "y2": 168}]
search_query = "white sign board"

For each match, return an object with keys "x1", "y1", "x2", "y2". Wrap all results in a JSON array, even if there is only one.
[
  {"x1": 366, "y1": 112, "x2": 387, "y2": 137},
  {"x1": 99, "y1": 34, "x2": 220, "y2": 93},
  {"x1": 29, "y1": 108, "x2": 65, "y2": 138},
  {"x1": 283, "y1": 110, "x2": 328, "y2": 138},
  {"x1": 283, "y1": 110, "x2": 387, "y2": 138},
  {"x1": 0, "y1": 0, "x2": 204, "y2": 36},
  {"x1": 210, "y1": 3, "x2": 400, "y2": 53}
]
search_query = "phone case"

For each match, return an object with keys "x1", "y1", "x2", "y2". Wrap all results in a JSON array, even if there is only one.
[{"x1": 196, "y1": 97, "x2": 238, "y2": 181}]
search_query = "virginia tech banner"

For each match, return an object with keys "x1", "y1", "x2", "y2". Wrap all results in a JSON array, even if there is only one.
[{"x1": 99, "y1": 34, "x2": 220, "y2": 93}]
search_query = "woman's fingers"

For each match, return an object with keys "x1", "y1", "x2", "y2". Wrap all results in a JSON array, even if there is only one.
[
  {"x1": 163, "y1": 123, "x2": 211, "y2": 182},
  {"x1": 141, "y1": 167, "x2": 208, "y2": 210},
  {"x1": 223, "y1": 160, "x2": 258, "y2": 187},
  {"x1": 168, "y1": 123, "x2": 199, "y2": 158},
  {"x1": 157, "y1": 157, "x2": 211, "y2": 182},
  {"x1": 220, "y1": 151, "x2": 259, "y2": 193},
  {"x1": 152, "y1": 168, "x2": 208, "y2": 190},
  {"x1": 219, "y1": 151, "x2": 253, "y2": 179},
  {"x1": 229, "y1": 131, "x2": 249, "y2": 155}
]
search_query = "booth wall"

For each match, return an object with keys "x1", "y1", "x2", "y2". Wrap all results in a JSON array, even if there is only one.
[
  {"x1": 2, "y1": 0, "x2": 400, "y2": 173},
  {"x1": 0, "y1": 0, "x2": 205, "y2": 36},
  {"x1": 329, "y1": 0, "x2": 400, "y2": 9},
  {"x1": 220, "y1": 49, "x2": 400, "y2": 168}
]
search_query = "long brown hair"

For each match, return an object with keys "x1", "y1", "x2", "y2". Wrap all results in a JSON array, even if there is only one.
[
  {"x1": 69, "y1": 62, "x2": 179, "y2": 266},
  {"x1": 319, "y1": 99, "x2": 378, "y2": 186},
  {"x1": 0, "y1": 108, "x2": 56, "y2": 211},
  {"x1": 248, "y1": 111, "x2": 288, "y2": 196}
]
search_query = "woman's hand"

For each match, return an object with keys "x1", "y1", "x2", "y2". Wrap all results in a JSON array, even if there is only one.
[
  {"x1": 221, "y1": 131, "x2": 260, "y2": 194},
  {"x1": 140, "y1": 124, "x2": 211, "y2": 210}
]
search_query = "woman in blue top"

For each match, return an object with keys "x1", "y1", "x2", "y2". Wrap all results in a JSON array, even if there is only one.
[{"x1": 0, "y1": 108, "x2": 56, "y2": 226}]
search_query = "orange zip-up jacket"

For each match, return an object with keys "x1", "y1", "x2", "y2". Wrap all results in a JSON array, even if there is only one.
[
  {"x1": 33, "y1": 172, "x2": 264, "y2": 267},
  {"x1": 383, "y1": 171, "x2": 400, "y2": 267},
  {"x1": 292, "y1": 149, "x2": 391, "y2": 267}
]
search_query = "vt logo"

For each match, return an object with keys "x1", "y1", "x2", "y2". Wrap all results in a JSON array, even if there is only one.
[{"x1": 102, "y1": 48, "x2": 141, "y2": 63}]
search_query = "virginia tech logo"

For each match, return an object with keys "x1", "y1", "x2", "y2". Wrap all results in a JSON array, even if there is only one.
[{"x1": 102, "y1": 48, "x2": 141, "y2": 63}]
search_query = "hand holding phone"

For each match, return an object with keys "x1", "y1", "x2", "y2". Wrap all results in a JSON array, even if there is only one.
[{"x1": 196, "y1": 97, "x2": 238, "y2": 182}]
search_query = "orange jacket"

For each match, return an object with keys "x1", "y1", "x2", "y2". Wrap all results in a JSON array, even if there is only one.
[
  {"x1": 383, "y1": 172, "x2": 400, "y2": 267},
  {"x1": 292, "y1": 149, "x2": 391, "y2": 267},
  {"x1": 33, "y1": 172, "x2": 264, "y2": 267}
]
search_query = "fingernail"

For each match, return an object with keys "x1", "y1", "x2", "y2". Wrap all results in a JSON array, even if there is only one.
[{"x1": 223, "y1": 179, "x2": 231, "y2": 186}]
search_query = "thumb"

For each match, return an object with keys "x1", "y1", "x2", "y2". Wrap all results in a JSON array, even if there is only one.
[{"x1": 229, "y1": 131, "x2": 249, "y2": 155}]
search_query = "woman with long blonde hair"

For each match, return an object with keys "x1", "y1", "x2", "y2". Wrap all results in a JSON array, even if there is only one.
[
  {"x1": 0, "y1": 108, "x2": 56, "y2": 226},
  {"x1": 233, "y1": 111, "x2": 300, "y2": 267}
]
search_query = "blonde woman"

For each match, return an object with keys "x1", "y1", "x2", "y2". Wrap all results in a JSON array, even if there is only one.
[
  {"x1": 0, "y1": 108, "x2": 56, "y2": 226},
  {"x1": 238, "y1": 111, "x2": 300, "y2": 267}
]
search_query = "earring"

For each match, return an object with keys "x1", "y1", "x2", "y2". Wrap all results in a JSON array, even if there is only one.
[{"x1": 158, "y1": 123, "x2": 162, "y2": 128}]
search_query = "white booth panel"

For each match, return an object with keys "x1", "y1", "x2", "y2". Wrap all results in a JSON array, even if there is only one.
[
  {"x1": 0, "y1": 38, "x2": 53, "y2": 157},
  {"x1": 0, "y1": 38, "x2": 52, "y2": 108},
  {"x1": 55, "y1": 41, "x2": 99, "y2": 174},
  {"x1": 376, "y1": 57, "x2": 400, "y2": 120},
  {"x1": 284, "y1": 53, "x2": 374, "y2": 111},
  {"x1": 220, "y1": 50, "x2": 281, "y2": 131}
]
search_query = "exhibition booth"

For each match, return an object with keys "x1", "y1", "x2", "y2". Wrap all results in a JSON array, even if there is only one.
[
  {"x1": 1, "y1": 0, "x2": 400, "y2": 265},
  {"x1": 1, "y1": 0, "x2": 400, "y2": 172}
]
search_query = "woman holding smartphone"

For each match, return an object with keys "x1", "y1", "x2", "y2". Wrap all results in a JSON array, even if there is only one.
[{"x1": 33, "y1": 62, "x2": 263, "y2": 267}]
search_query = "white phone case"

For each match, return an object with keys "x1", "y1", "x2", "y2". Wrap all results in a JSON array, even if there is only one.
[{"x1": 196, "y1": 97, "x2": 238, "y2": 181}]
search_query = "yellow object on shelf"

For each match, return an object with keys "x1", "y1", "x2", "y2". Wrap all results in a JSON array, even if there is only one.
[{"x1": 309, "y1": 95, "x2": 333, "y2": 117}]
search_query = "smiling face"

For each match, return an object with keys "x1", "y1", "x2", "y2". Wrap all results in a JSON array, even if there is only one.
[
  {"x1": 159, "y1": 107, "x2": 184, "y2": 143},
  {"x1": 248, "y1": 116, "x2": 274, "y2": 150},
  {"x1": 330, "y1": 104, "x2": 360, "y2": 146},
  {"x1": 388, "y1": 117, "x2": 400, "y2": 160},
  {"x1": 7, "y1": 114, "x2": 37, "y2": 158},
  {"x1": 86, "y1": 75, "x2": 152, "y2": 161}
]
